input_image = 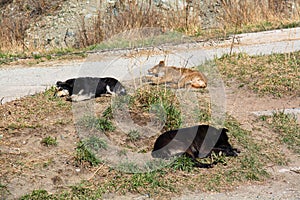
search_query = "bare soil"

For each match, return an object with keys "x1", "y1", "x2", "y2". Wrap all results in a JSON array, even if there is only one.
[{"x1": 219, "y1": 84, "x2": 300, "y2": 199}]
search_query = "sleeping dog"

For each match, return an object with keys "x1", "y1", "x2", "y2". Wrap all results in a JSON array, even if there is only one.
[
  {"x1": 152, "y1": 125, "x2": 240, "y2": 168},
  {"x1": 55, "y1": 77, "x2": 126, "y2": 101}
]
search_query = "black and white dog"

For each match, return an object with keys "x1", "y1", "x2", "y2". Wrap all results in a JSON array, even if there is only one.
[
  {"x1": 55, "y1": 77, "x2": 126, "y2": 101},
  {"x1": 152, "y1": 125, "x2": 240, "y2": 168}
]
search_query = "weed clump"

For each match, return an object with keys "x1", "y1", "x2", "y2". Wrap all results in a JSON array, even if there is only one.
[
  {"x1": 75, "y1": 136, "x2": 107, "y2": 166},
  {"x1": 20, "y1": 189, "x2": 53, "y2": 200},
  {"x1": 78, "y1": 115, "x2": 115, "y2": 132},
  {"x1": 127, "y1": 129, "x2": 141, "y2": 141},
  {"x1": 41, "y1": 136, "x2": 57, "y2": 147},
  {"x1": 129, "y1": 86, "x2": 182, "y2": 132}
]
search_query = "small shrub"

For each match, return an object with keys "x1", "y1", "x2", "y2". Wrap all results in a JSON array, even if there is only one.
[
  {"x1": 97, "y1": 117, "x2": 115, "y2": 132},
  {"x1": 45, "y1": 54, "x2": 52, "y2": 60},
  {"x1": 32, "y1": 53, "x2": 41, "y2": 59},
  {"x1": 84, "y1": 136, "x2": 108, "y2": 151},
  {"x1": 163, "y1": 102, "x2": 182, "y2": 131}
]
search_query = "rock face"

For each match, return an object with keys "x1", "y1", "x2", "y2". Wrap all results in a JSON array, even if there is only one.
[
  {"x1": 2, "y1": 0, "x2": 298, "y2": 51},
  {"x1": 25, "y1": 0, "x2": 103, "y2": 50},
  {"x1": 21, "y1": 0, "x2": 223, "y2": 50}
]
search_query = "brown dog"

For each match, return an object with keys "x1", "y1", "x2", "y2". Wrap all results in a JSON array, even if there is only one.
[
  {"x1": 152, "y1": 125, "x2": 240, "y2": 168},
  {"x1": 147, "y1": 61, "x2": 207, "y2": 89}
]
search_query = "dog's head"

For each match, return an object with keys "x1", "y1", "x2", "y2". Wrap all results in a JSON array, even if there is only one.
[
  {"x1": 115, "y1": 85, "x2": 127, "y2": 96},
  {"x1": 191, "y1": 78, "x2": 207, "y2": 88},
  {"x1": 54, "y1": 80, "x2": 74, "y2": 97},
  {"x1": 216, "y1": 128, "x2": 240, "y2": 157},
  {"x1": 148, "y1": 61, "x2": 165, "y2": 75}
]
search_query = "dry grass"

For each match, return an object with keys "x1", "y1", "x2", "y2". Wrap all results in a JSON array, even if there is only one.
[
  {"x1": 1, "y1": 0, "x2": 300, "y2": 53},
  {"x1": 0, "y1": 0, "x2": 63, "y2": 52},
  {"x1": 259, "y1": 111, "x2": 300, "y2": 154},
  {"x1": 216, "y1": 51, "x2": 300, "y2": 97},
  {"x1": 220, "y1": 0, "x2": 300, "y2": 27},
  {"x1": 0, "y1": 15, "x2": 29, "y2": 52},
  {"x1": 81, "y1": 0, "x2": 300, "y2": 49},
  {"x1": 76, "y1": 0, "x2": 191, "y2": 49}
]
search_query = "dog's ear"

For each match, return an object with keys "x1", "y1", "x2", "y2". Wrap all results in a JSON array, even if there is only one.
[
  {"x1": 56, "y1": 81, "x2": 63, "y2": 86},
  {"x1": 222, "y1": 128, "x2": 229, "y2": 133},
  {"x1": 220, "y1": 128, "x2": 229, "y2": 137},
  {"x1": 66, "y1": 79, "x2": 75, "y2": 87}
]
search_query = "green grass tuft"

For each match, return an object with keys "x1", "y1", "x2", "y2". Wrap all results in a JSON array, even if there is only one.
[
  {"x1": 102, "y1": 106, "x2": 113, "y2": 119},
  {"x1": 130, "y1": 86, "x2": 182, "y2": 131},
  {"x1": 75, "y1": 139, "x2": 104, "y2": 166},
  {"x1": 111, "y1": 171, "x2": 174, "y2": 194},
  {"x1": 127, "y1": 129, "x2": 141, "y2": 141},
  {"x1": 20, "y1": 190, "x2": 54, "y2": 200},
  {"x1": 78, "y1": 115, "x2": 116, "y2": 132},
  {"x1": 41, "y1": 136, "x2": 57, "y2": 147},
  {"x1": 170, "y1": 156, "x2": 195, "y2": 172}
]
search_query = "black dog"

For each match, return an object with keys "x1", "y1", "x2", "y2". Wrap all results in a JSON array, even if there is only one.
[
  {"x1": 55, "y1": 77, "x2": 126, "y2": 101},
  {"x1": 152, "y1": 125, "x2": 240, "y2": 168}
]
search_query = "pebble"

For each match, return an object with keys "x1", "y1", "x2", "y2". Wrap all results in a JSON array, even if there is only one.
[{"x1": 75, "y1": 168, "x2": 81, "y2": 172}]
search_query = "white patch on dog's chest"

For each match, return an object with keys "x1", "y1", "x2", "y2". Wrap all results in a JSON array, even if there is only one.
[{"x1": 106, "y1": 85, "x2": 115, "y2": 95}]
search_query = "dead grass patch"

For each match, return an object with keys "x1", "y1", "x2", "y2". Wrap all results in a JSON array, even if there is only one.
[
  {"x1": 220, "y1": 0, "x2": 300, "y2": 34},
  {"x1": 0, "y1": 87, "x2": 70, "y2": 129}
]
